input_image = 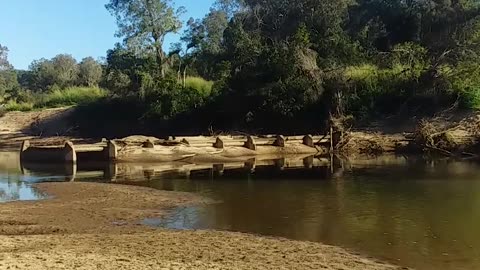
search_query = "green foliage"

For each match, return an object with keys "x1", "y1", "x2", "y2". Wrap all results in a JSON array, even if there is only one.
[
  {"x1": 38, "y1": 87, "x2": 107, "y2": 108},
  {"x1": 105, "y1": 70, "x2": 132, "y2": 96},
  {"x1": 78, "y1": 57, "x2": 103, "y2": 87},
  {"x1": 103, "y1": 45, "x2": 153, "y2": 96},
  {"x1": 3, "y1": 100, "x2": 34, "y2": 112},
  {"x1": 6, "y1": 0, "x2": 480, "y2": 134},
  {"x1": 51, "y1": 54, "x2": 79, "y2": 88},
  {"x1": 460, "y1": 87, "x2": 480, "y2": 109},
  {"x1": 24, "y1": 54, "x2": 79, "y2": 91},
  {"x1": 106, "y1": 0, "x2": 185, "y2": 77},
  {"x1": 184, "y1": 76, "x2": 213, "y2": 96},
  {"x1": 0, "y1": 69, "x2": 19, "y2": 98},
  {"x1": 441, "y1": 60, "x2": 480, "y2": 109},
  {"x1": 0, "y1": 45, "x2": 19, "y2": 100},
  {"x1": 3, "y1": 87, "x2": 106, "y2": 111},
  {"x1": 143, "y1": 77, "x2": 207, "y2": 119},
  {"x1": 14, "y1": 89, "x2": 39, "y2": 104},
  {"x1": 214, "y1": 0, "x2": 244, "y2": 18},
  {"x1": 0, "y1": 44, "x2": 11, "y2": 70},
  {"x1": 294, "y1": 23, "x2": 311, "y2": 46},
  {"x1": 27, "y1": 58, "x2": 56, "y2": 91}
]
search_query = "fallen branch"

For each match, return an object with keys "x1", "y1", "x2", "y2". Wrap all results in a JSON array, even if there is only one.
[{"x1": 424, "y1": 145, "x2": 453, "y2": 156}]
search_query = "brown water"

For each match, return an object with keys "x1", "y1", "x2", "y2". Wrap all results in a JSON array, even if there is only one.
[
  {"x1": 137, "y1": 159, "x2": 480, "y2": 270},
  {"x1": 2, "y1": 152, "x2": 480, "y2": 270}
]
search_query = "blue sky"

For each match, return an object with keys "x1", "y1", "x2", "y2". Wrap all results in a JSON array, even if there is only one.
[{"x1": 0, "y1": 0, "x2": 214, "y2": 69}]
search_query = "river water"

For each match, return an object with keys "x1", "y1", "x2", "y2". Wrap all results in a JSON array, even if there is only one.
[{"x1": 1, "y1": 151, "x2": 480, "y2": 270}]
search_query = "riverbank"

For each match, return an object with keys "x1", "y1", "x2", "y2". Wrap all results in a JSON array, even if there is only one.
[
  {"x1": 0, "y1": 182, "x2": 208, "y2": 234},
  {"x1": 0, "y1": 182, "x2": 403, "y2": 269},
  {"x1": 0, "y1": 231, "x2": 400, "y2": 270},
  {"x1": 3, "y1": 107, "x2": 480, "y2": 158},
  {"x1": 0, "y1": 107, "x2": 94, "y2": 151}
]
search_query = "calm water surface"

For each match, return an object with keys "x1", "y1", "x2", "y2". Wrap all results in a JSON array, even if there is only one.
[
  {"x1": 2, "y1": 152, "x2": 480, "y2": 270},
  {"x1": 0, "y1": 152, "x2": 47, "y2": 202}
]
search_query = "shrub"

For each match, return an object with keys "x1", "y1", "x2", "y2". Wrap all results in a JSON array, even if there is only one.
[
  {"x1": 460, "y1": 87, "x2": 480, "y2": 109},
  {"x1": 444, "y1": 61, "x2": 480, "y2": 109},
  {"x1": 4, "y1": 100, "x2": 34, "y2": 112},
  {"x1": 342, "y1": 62, "x2": 430, "y2": 118},
  {"x1": 184, "y1": 76, "x2": 214, "y2": 97},
  {"x1": 36, "y1": 87, "x2": 107, "y2": 108},
  {"x1": 144, "y1": 78, "x2": 207, "y2": 120},
  {"x1": 14, "y1": 89, "x2": 38, "y2": 104}
]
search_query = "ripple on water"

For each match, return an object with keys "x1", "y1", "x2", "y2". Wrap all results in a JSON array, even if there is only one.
[{"x1": 143, "y1": 206, "x2": 210, "y2": 230}]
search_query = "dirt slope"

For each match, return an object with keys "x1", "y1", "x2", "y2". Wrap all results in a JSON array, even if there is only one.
[{"x1": 0, "y1": 107, "x2": 74, "y2": 135}]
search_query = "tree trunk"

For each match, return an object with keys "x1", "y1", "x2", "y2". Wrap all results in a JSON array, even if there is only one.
[
  {"x1": 154, "y1": 39, "x2": 165, "y2": 78},
  {"x1": 183, "y1": 66, "x2": 187, "y2": 87},
  {"x1": 156, "y1": 50, "x2": 165, "y2": 78},
  {"x1": 177, "y1": 61, "x2": 182, "y2": 82}
]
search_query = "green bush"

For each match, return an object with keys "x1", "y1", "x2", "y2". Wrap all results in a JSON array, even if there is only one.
[
  {"x1": 4, "y1": 100, "x2": 34, "y2": 112},
  {"x1": 2, "y1": 87, "x2": 107, "y2": 111},
  {"x1": 36, "y1": 87, "x2": 107, "y2": 108},
  {"x1": 442, "y1": 61, "x2": 480, "y2": 110},
  {"x1": 144, "y1": 78, "x2": 207, "y2": 120},
  {"x1": 15, "y1": 90, "x2": 38, "y2": 104},
  {"x1": 460, "y1": 88, "x2": 480, "y2": 109},
  {"x1": 184, "y1": 76, "x2": 214, "y2": 97},
  {"x1": 342, "y1": 60, "x2": 430, "y2": 118}
]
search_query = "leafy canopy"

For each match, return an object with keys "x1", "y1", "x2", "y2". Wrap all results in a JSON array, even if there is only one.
[{"x1": 106, "y1": 0, "x2": 185, "y2": 76}]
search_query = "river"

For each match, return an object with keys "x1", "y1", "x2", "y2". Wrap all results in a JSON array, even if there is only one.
[{"x1": 1, "y1": 151, "x2": 480, "y2": 270}]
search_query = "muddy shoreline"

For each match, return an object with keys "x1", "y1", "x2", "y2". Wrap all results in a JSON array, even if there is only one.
[{"x1": 0, "y1": 182, "x2": 404, "y2": 269}]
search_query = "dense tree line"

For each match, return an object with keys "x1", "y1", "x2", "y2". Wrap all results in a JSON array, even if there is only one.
[
  {"x1": 180, "y1": 0, "x2": 480, "y2": 125},
  {"x1": 0, "y1": 50, "x2": 103, "y2": 102},
  {"x1": 3, "y1": 0, "x2": 480, "y2": 134},
  {"x1": 100, "y1": 0, "x2": 480, "y2": 132}
]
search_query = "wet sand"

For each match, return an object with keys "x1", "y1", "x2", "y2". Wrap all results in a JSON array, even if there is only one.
[
  {"x1": 0, "y1": 182, "x2": 207, "y2": 234},
  {"x1": 0, "y1": 182, "x2": 404, "y2": 269}
]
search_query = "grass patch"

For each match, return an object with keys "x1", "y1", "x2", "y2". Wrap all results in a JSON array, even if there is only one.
[
  {"x1": 3, "y1": 100, "x2": 34, "y2": 112},
  {"x1": 36, "y1": 87, "x2": 107, "y2": 108},
  {"x1": 1, "y1": 87, "x2": 107, "y2": 112},
  {"x1": 184, "y1": 76, "x2": 214, "y2": 96},
  {"x1": 460, "y1": 88, "x2": 480, "y2": 109}
]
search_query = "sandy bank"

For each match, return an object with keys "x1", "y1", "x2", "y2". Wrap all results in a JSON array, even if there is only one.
[
  {"x1": 3, "y1": 107, "x2": 480, "y2": 159},
  {"x1": 0, "y1": 182, "x2": 404, "y2": 269},
  {"x1": 0, "y1": 230, "x2": 402, "y2": 270},
  {"x1": 0, "y1": 182, "x2": 208, "y2": 234}
]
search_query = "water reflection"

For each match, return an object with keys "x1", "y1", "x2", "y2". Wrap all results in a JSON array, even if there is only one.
[
  {"x1": 3, "y1": 151, "x2": 480, "y2": 269},
  {"x1": 0, "y1": 152, "x2": 48, "y2": 202},
  {"x1": 132, "y1": 157, "x2": 480, "y2": 270},
  {"x1": 0, "y1": 174, "x2": 47, "y2": 202}
]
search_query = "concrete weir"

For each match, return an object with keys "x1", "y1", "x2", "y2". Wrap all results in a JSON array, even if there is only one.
[
  {"x1": 19, "y1": 135, "x2": 329, "y2": 163},
  {"x1": 20, "y1": 140, "x2": 117, "y2": 163},
  {"x1": 20, "y1": 140, "x2": 77, "y2": 163}
]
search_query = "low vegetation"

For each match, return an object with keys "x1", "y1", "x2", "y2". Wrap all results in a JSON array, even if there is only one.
[
  {"x1": 184, "y1": 77, "x2": 214, "y2": 97},
  {"x1": 36, "y1": 87, "x2": 107, "y2": 108},
  {"x1": 3, "y1": 100, "x2": 34, "y2": 112},
  {"x1": 2, "y1": 87, "x2": 106, "y2": 112}
]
